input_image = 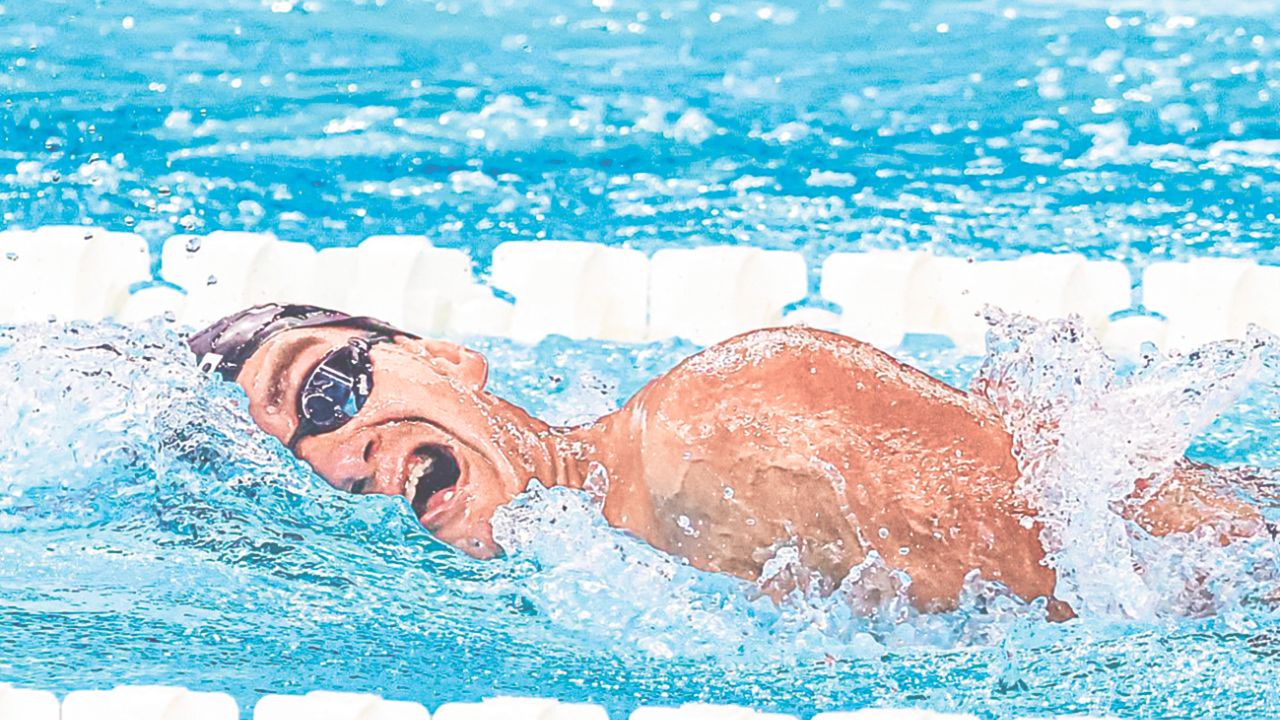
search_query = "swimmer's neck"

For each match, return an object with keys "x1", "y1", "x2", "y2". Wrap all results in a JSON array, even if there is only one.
[{"x1": 494, "y1": 394, "x2": 620, "y2": 496}]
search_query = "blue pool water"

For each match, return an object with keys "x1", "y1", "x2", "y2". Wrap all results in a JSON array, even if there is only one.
[
  {"x1": 3, "y1": 0, "x2": 1280, "y2": 718},
  {"x1": 4, "y1": 0, "x2": 1280, "y2": 271}
]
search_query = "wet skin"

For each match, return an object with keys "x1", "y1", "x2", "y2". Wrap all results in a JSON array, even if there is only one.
[{"x1": 233, "y1": 324, "x2": 1265, "y2": 617}]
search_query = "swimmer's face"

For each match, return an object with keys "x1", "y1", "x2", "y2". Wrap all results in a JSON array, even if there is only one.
[{"x1": 234, "y1": 326, "x2": 544, "y2": 558}]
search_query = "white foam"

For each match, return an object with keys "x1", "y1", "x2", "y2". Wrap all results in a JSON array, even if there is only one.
[{"x1": 976, "y1": 311, "x2": 1274, "y2": 619}]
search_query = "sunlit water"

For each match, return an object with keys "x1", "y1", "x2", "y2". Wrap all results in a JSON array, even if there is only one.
[
  {"x1": 3, "y1": 0, "x2": 1280, "y2": 273},
  {"x1": 4, "y1": 0, "x2": 1280, "y2": 718}
]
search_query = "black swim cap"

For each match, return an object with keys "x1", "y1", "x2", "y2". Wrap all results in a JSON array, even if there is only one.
[{"x1": 186, "y1": 303, "x2": 415, "y2": 382}]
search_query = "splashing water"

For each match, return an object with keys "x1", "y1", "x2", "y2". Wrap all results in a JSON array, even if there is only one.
[
  {"x1": 973, "y1": 310, "x2": 1280, "y2": 621},
  {"x1": 1, "y1": 318, "x2": 1279, "y2": 718}
]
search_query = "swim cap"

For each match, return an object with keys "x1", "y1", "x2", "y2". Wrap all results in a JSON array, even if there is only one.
[{"x1": 186, "y1": 303, "x2": 415, "y2": 381}]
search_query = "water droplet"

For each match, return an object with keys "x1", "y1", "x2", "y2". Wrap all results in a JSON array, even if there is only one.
[
  {"x1": 185, "y1": 236, "x2": 202, "y2": 253},
  {"x1": 722, "y1": 487, "x2": 734, "y2": 500},
  {"x1": 179, "y1": 215, "x2": 200, "y2": 231},
  {"x1": 206, "y1": 274, "x2": 218, "y2": 286},
  {"x1": 676, "y1": 515, "x2": 696, "y2": 536},
  {"x1": 122, "y1": 215, "x2": 136, "y2": 227},
  {"x1": 162, "y1": 310, "x2": 176, "y2": 323},
  {"x1": 898, "y1": 546, "x2": 910, "y2": 555},
  {"x1": 878, "y1": 527, "x2": 890, "y2": 539},
  {"x1": 44, "y1": 137, "x2": 62, "y2": 151},
  {"x1": 5, "y1": 252, "x2": 17, "y2": 261},
  {"x1": 82, "y1": 232, "x2": 94, "y2": 241},
  {"x1": 157, "y1": 186, "x2": 171, "y2": 197}
]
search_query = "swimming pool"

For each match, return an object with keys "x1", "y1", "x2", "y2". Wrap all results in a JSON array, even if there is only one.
[{"x1": 3, "y1": 0, "x2": 1280, "y2": 718}]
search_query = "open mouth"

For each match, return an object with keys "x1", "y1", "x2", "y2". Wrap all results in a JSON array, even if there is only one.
[{"x1": 403, "y1": 443, "x2": 462, "y2": 518}]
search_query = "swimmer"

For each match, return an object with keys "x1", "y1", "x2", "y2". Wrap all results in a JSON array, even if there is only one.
[{"x1": 188, "y1": 304, "x2": 1268, "y2": 619}]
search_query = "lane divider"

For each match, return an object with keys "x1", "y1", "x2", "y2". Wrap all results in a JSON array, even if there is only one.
[
  {"x1": 4, "y1": 227, "x2": 1279, "y2": 355},
  {"x1": 490, "y1": 240, "x2": 649, "y2": 343},
  {"x1": 255, "y1": 690, "x2": 428, "y2": 719},
  {"x1": 0, "y1": 683, "x2": 59, "y2": 720},
  {"x1": 0, "y1": 686, "x2": 1113, "y2": 720},
  {"x1": 434, "y1": 697, "x2": 608, "y2": 719},
  {"x1": 648, "y1": 246, "x2": 808, "y2": 345},
  {"x1": 61, "y1": 685, "x2": 237, "y2": 720}
]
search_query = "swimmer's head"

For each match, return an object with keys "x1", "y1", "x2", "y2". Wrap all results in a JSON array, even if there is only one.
[{"x1": 188, "y1": 304, "x2": 557, "y2": 558}]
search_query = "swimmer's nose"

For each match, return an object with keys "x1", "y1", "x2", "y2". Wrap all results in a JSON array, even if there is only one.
[{"x1": 294, "y1": 433, "x2": 382, "y2": 492}]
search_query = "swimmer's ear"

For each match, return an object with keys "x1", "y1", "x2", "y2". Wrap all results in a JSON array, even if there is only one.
[{"x1": 417, "y1": 338, "x2": 489, "y2": 389}]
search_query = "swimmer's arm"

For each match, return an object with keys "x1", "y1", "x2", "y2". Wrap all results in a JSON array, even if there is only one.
[{"x1": 1124, "y1": 459, "x2": 1268, "y2": 542}]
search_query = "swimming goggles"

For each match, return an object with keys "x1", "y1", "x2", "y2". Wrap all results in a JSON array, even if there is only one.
[{"x1": 286, "y1": 334, "x2": 396, "y2": 450}]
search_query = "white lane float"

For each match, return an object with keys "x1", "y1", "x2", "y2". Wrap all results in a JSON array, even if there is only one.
[
  {"x1": 254, "y1": 690, "x2": 429, "y2": 720},
  {"x1": 490, "y1": 240, "x2": 649, "y2": 343},
  {"x1": 61, "y1": 684, "x2": 238, "y2": 720},
  {"x1": 647, "y1": 246, "x2": 808, "y2": 345}
]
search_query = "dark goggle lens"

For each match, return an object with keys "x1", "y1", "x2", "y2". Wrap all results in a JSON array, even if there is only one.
[{"x1": 299, "y1": 341, "x2": 374, "y2": 434}]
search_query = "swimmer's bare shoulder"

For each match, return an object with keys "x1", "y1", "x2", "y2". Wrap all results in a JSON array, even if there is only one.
[
  {"x1": 631, "y1": 325, "x2": 1006, "y2": 462},
  {"x1": 592, "y1": 326, "x2": 1060, "y2": 611}
]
